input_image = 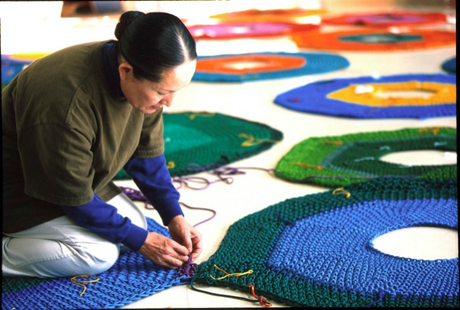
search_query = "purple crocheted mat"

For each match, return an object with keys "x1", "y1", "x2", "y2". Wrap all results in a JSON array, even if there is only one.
[{"x1": 2, "y1": 217, "x2": 196, "y2": 309}]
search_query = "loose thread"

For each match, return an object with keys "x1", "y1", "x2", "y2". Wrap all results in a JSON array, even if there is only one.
[
  {"x1": 209, "y1": 264, "x2": 253, "y2": 280},
  {"x1": 70, "y1": 275, "x2": 100, "y2": 297},
  {"x1": 418, "y1": 127, "x2": 440, "y2": 135},
  {"x1": 238, "y1": 133, "x2": 280, "y2": 147},
  {"x1": 363, "y1": 288, "x2": 386, "y2": 307},
  {"x1": 291, "y1": 162, "x2": 324, "y2": 170},
  {"x1": 119, "y1": 186, "x2": 216, "y2": 228},
  {"x1": 322, "y1": 140, "x2": 343, "y2": 146},
  {"x1": 173, "y1": 163, "x2": 275, "y2": 190},
  {"x1": 189, "y1": 267, "x2": 271, "y2": 307},
  {"x1": 248, "y1": 284, "x2": 272, "y2": 307},
  {"x1": 332, "y1": 187, "x2": 351, "y2": 199}
]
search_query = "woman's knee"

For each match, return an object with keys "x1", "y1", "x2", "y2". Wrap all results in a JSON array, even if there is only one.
[{"x1": 78, "y1": 241, "x2": 120, "y2": 275}]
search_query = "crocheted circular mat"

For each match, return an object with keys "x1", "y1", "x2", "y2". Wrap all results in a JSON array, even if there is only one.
[
  {"x1": 191, "y1": 177, "x2": 458, "y2": 307},
  {"x1": 2, "y1": 217, "x2": 196, "y2": 310},
  {"x1": 187, "y1": 22, "x2": 318, "y2": 40},
  {"x1": 192, "y1": 52, "x2": 350, "y2": 82},
  {"x1": 115, "y1": 112, "x2": 283, "y2": 180},
  {"x1": 442, "y1": 57, "x2": 456, "y2": 74},
  {"x1": 210, "y1": 8, "x2": 326, "y2": 23},
  {"x1": 291, "y1": 28, "x2": 456, "y2": 51},
  {"x1": 321, "y1": 11, "x2": 447, "y2": 26},
  {"x1": 274, "y1": 127, "x2": 457, "y2": 188},
  {"x1": 274, "y1": 74, "x2": 456, "y2": 119}
]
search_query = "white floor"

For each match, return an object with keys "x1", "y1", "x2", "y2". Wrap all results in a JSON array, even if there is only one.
[{"x1": 1, "y1": 1, "x2": 457, "y2": 308}]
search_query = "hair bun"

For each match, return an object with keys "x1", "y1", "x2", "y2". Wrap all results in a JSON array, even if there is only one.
[{"x1": 115, "y1": 11, "x2": 145, "y2": 40}]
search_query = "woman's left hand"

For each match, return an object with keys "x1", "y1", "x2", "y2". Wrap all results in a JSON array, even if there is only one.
[{"x1": 167, "y1": 215, "x2": 202, "y2": 262}]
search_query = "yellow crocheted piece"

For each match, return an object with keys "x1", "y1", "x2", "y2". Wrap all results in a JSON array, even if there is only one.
[{"x1": 327, "y1": 81, "x2": 456, "y2": 106}]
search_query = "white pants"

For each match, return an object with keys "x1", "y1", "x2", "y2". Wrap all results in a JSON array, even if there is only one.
[{"x1": 2, "y1": 193, "x2": 147, "y2": 278}]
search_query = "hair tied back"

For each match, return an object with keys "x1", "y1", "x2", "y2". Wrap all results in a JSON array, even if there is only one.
[{"x1": 115, "y1": 11, "x2": 145, "y2": 41}]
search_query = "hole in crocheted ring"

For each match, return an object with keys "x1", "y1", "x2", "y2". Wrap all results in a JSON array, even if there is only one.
[
  {"x1": 372, "y1": 89, "x2": 436, "y2": 99},
  {"x1": 371, "y1": 226, "x2": 458, "y2": 260},
  {"x1": 221, "y1": 60, "x2": 272, "y2": 70},
  {"x1": 380, "y1": 150, "x2": 457, "y2": 166}
]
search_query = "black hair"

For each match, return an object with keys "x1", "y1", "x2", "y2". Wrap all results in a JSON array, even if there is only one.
[{"x1": 114, "y1": 11, "x2": 197, "y2": 82}]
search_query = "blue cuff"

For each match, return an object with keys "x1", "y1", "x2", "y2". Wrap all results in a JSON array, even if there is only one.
[
  {"x1": 124, "y1": 154, "x2": 183, "y2": 225},
  {"x1": 60, "y1": 194, "x2": 148, "y2": 251}
]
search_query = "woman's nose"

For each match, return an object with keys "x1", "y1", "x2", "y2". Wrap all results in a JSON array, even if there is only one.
[{"x1": 161, "y1": 93, "x2": 174, "y2": 107}]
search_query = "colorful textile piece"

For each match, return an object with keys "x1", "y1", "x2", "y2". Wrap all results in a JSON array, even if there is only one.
[
  {"x1": 2, "y1": 217, "x2": 195, "y2": 310},
  {"x1": 192, "y1": 52, "x2": 349, "y2": 83},
  {"x1": 115, "y1": 112, "x2": 282, "y2": 180},
  {"x1": 291, "y1": 28, "x2": 456, "y2": 51},
  {"x1": 321, "y1": 11, "x2": 447, "y2": 26},
  {"x1": 187, "y1": 22, "x2": 318, "y2": 40},
  {"x1": 1, "y1": 53, "x2": 47, "y2": 85},
  {"x1": 274, "y1": 127, "x2": 456, "y2": 188},
  {"x1": 210, "y1": 8, "x2": 326, "y2": 23},
  {"x1": 191, "y1": 177, "x2": 458, "y2": 307},
  {"x1": 442, "y1": 57, "x2": 456, "y2": 74},
  {"x1": 274, "y1": 74, "x2": 456, "y2": 119}
]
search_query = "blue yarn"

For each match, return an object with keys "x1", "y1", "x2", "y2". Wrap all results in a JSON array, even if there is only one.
[
  {"x1": 274, "y1": 73, "x2": 456, "y2": 119},
  {"x1": 192, "y1": 52, "x2": 350, "y2": 83},
  {"x1": 2, "y1": 217, "x2": 192, "y2": 309}
]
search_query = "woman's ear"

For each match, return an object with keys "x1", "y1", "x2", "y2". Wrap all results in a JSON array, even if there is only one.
[{"x1": 119, "y1": 63, "x2": 134, "y2": 81}]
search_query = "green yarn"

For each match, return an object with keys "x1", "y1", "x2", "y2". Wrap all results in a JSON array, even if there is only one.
[
  {"x1": 275, "y1": 127, "x2": 456, "y2": 187},
  {"x1": 191, "y1": 177, "x2": 458, "y2": 307}
]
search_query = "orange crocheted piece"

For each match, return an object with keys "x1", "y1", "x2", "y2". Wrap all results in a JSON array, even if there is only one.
[
  {"x1": 196, "y1": 54, "x2": 307, "y2": 74},
  {"x1": 292, "y1": 29, "x2": 456, "y2": 51}
]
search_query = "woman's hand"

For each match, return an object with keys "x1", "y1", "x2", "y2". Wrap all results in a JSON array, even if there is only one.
[
  {"x1": 167, "y1": 215, "x2": 203, "y2": 262},
  {"x1": 138, "y1": 231, "x2": 190, "y2": 268}
]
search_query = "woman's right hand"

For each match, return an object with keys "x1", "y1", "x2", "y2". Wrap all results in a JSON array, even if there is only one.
[{"x1": 138, "y1": 231, "x2": 190, "y2": 268}]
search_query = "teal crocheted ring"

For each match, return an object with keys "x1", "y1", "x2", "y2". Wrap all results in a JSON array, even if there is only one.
[
  {"x1": 275, "y1": 126, "x2": 457, "y2": 188},
  {"x1": 2, "y1": 217, "x2": 195, "y2": 309},
  {"x1": 191, "y1": 177, "x2": 458, "y2": 307},
  {"x1": 115, "y1": 112, "x2": 283, "y2": 179}
]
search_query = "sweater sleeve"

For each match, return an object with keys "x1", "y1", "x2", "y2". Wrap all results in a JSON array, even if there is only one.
[
  {"x1": 60, "y1": 194, "x2": 148, "y2": 251},
  {"x1": 123, "y1": 154, "x2": 183, "y2": 225}
]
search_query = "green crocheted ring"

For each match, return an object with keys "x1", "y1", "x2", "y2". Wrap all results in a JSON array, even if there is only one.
[
  {"x1": 274, "y1": 126, "x2": 456, "y2": 188},
  {"x1": 115, "y1": 112, "x2": 283, "y2": 179},
  {"x1": 191, "y1": 177, "x2": 458, "y2": 307}
]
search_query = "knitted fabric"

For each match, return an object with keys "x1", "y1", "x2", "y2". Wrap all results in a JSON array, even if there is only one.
[
  {"x1": 210, "y1": 8, "x2": 327, "y2": 23},
  {"x1": 274, "y1": 127, "x2": 457, "y2": 188},
  {"x1": 187, "y1": 22, "x2": 318, "y2": 40},
  {"x1": 192, "y1": 52, "x2": 350, "y2": 83},
  {"x1": 321, "y1": 11, "x2": 447, "y2": 27},
  {"x1": 115, "y1": 112, "x2": 283, "y2": 179},
  {"x1": 274, "y1": 74, "x2": 456, "y2": 119},
  {"x1": 442, "y1": 57, "x2": 456, "y2": 74},
  {"x1": 191, "y1": 177, "x2": 458, "y2": 307},
  {"x1": 2, "y1": 217, "x2": 195, "y2": 310},
  {"x1": 291, "y1": 28, "x2": 456, "y2": 51}
]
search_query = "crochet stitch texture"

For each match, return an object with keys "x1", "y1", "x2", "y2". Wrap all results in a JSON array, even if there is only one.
[
  {"x1": 2, "y1": 217, "x2": 195, "y2": 309},
  {"x1": 115, "y1": 111, "x2": 283, "y2": 179},
  {"x1": 274, "y1": 74, "x2": 456, "y2": 119},
  {"x1": 275, "y1": 126, "x2": 456, "y2": 188},
  {"x1": 191, "y1": 177, "x2": 458, "y2": 307}
]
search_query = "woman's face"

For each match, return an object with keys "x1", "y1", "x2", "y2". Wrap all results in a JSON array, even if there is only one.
[{"x1": 119, "y1": 59, "x2": 196, "y2": 114}]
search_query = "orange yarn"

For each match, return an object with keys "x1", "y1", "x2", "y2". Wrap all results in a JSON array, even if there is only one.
[
  {"x1": 196, "y1": 54, "x2": 306, "y2": 74},
  {"x1": 292, "y1": 29, "x2": 456, "y2": 51}
]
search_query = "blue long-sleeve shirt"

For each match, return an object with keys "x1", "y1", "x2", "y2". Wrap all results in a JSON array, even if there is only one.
[{"x1": 61, "y1": 155, "x2": 183, "y2": 251}]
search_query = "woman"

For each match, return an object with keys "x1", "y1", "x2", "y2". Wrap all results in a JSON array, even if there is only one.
[{"x1": 2, "y1": 11, "x2": 202, "y2": 278}]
